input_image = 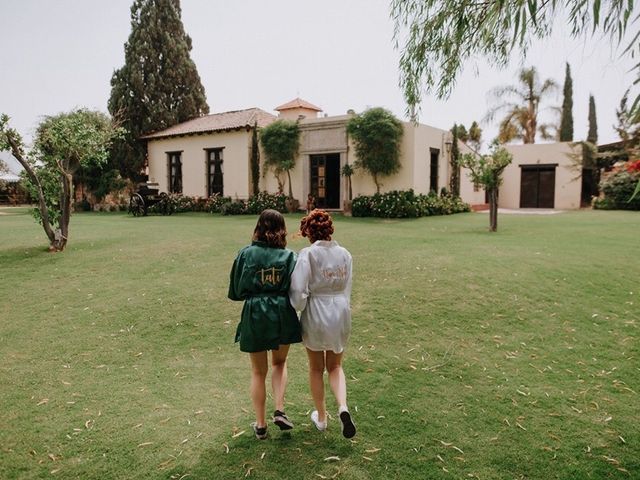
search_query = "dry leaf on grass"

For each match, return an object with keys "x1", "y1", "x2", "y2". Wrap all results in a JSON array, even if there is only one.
[
  {"x1": 232, "y1": 430, "x2": 245, "y2": 438},
  {"x1": 222, "y1": 443, "x2": 229, "y2": 454},
  {"x1": 36, "y1": 398, "x2": 49, "y2": 406},
  {"x1": 137, "y1": 442, "x2": 153, "y2": 447},
  {"x1": 324, "y1": 456, "x2": 340, "y2": 461}
]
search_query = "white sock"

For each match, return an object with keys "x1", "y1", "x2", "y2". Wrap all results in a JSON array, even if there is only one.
[{"x1": 338, "y1": 405, "x2": 349, "y2": 414}]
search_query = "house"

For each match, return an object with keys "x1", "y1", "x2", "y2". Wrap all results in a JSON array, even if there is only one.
[
  {"x1": 141, "y1": 108, "x2": 276, "y2": 199},
  {"x1": 142, "y1": 98, "x2": 583, "y2": 210},
  {"x1": 499, "y1": 143, "x2": 583, "y2": 210}
]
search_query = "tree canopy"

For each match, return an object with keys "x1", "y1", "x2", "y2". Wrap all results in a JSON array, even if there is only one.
[
  {"x1": 347, "y1": 107, "x2": 404, "y2": 193},
  {"x1": 486, "y1": 66, "x2": 557, "y2": 144},
  {"x1": 108, "y1": 0, "x2": 209, "y2": 180},
  {"x1": 259, "y1": 119, "x2": 300, "y2": 198},
  {"x1": 460, "y1": 145, "x2": 512, "y2": 231},
  {"x1": 392, "y1": 0, "x2": 638, "y2": 119},
  {"x1": 1, "y1": 110, "x2": 121, "y2": 251}
]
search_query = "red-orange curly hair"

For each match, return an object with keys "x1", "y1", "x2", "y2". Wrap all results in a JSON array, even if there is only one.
[{"x1": 300, "y1": 209, "x2": 334, "y2": 243}]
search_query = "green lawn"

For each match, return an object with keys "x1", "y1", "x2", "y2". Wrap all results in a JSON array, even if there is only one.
[{"x1": 0, "y1": 208, "x2": 638, "y2": 480}]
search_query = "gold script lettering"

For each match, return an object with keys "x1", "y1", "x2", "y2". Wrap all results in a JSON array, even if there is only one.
[
  {"x1": 257, "y1": 267, "x2": 284, "y2": 286},
  {"x1": 321, "y1": 265, "x2": 347, "y2": 281}
]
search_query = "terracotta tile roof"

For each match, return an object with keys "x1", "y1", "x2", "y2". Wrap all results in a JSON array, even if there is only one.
[
  {"x1": 275, "y1": 97, "x2": 322, "y2": 112},
  {"x1": 140, "y1": 108, "x2": 276, "y2": 140}
]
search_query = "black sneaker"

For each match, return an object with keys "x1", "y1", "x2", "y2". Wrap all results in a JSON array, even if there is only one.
[
  {"x1": 251, "y1": 422, "x2": 268, "y2": 440},
  {"x1": 273, "y1": 410, "x2": 294, "y2": 430},
  {"x1": 339, "y1": 411, "x2": 356, "y2": 439}
]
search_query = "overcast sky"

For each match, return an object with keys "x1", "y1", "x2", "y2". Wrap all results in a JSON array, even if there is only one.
[{"x1": 0, "y1": 0, "x2": 635, "y2": 172}]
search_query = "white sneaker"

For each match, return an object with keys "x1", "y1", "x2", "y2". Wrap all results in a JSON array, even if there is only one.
[{"x1": 310, "y1": 410, "x2": 327, "y2": 431}]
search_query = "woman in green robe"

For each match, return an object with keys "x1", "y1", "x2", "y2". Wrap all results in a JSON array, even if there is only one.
[{"x1": 228, "y1": 209, "x2": 302, "y2": 439}]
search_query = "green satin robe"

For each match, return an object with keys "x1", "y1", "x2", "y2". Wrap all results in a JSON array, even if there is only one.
[{"x1": 228, "y1": 241, "x2": 301, "y2": 352}]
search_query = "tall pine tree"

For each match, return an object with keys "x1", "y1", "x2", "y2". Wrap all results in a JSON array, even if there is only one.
[
  {"x1": 560, "y1": 62, "x2": 574, "y2": 141},
  {"x1": 109, "y1": 0, "x2": 209, "y2": 180}
]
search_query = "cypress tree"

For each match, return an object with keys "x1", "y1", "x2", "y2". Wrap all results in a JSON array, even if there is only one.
[
  {"x1": 587, "y1": 94, "x2": 598, "y2": 145},
  {"x1": 108, "y1": 0, "x2": 209, "y2": 180},
  {"x1": 585, "y1": 94, "x2": 599, "y2": 190},
  {"x1": 449, "y1": 124, "x2": 460, "y2": 197},
  {"x1": 560, "y1": 62, "x2": 574, "y2": 141},
  {"x1": 250, "y1": 122, "x2": 260, "y2": 196}
]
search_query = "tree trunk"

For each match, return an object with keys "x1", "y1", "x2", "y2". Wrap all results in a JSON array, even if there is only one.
[
  {"x1": 286, "y1": 169, "x2": 293, "y2": 198},
  {"x1": 6, "y1": 134, "x2": 58, "y2": 247},
  {"x1": 488, "y1": 187, "x2": 499, "y2": 232},
  {"x1": 55, "y1": 168, "x2": 73, "y2": 251},
  {"x1": 373, "y1": 173, "x2": 380, "y2": 194}
]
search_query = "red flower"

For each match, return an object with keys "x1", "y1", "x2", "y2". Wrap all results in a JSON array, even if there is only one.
[{"x1": 627, "y1": 159, "x2": 640, "y2": 173}]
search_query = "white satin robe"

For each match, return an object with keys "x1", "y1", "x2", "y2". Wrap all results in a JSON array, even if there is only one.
[{"x1": 289, "y1": 240, "x2": 353, "y2": 353}]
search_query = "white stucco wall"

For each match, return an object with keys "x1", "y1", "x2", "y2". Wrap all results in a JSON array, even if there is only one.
[
  {"x1": 262, "y1": 117, "x2": 458, "y2": 205},
  {"x1": 500, "y1": 142, "x2": 582, "y2": 209},
  {"x1": 147, "y1": 130, "x2": 252, "y2": 199}
]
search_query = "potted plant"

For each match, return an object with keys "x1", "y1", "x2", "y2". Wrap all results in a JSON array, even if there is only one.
[{"x1": 341, "y1": 163, "x2": 354, "y2": 215}]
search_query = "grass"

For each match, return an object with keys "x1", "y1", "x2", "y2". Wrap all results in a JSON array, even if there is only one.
[{"x1": 0, "y1": 207, "x2": 638, "y2": 480}]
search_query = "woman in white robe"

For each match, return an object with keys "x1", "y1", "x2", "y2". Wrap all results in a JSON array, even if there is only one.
[{"x1": 289, "y1": 209, "x2": 356, "y2": 438}]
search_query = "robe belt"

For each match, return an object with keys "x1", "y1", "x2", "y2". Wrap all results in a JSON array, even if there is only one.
[{"x1": 246, "y1": 292, "x2": 287, "y2": 298}]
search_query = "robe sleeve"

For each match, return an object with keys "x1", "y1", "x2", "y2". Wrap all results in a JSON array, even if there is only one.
[
  {"x1": 289, "y1": 250, "x2": 310, "y2": 312},
  {"x1": 228, "y1": 252, "x2": 244, "y2": 301},
  {"x1": 344, "y1": 251, "x2": 353, "y2": 301}
]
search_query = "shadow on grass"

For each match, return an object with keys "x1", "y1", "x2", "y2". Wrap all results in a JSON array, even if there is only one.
[{"x1": 165, "y1": 429, "x2": 361, "y2": 480}]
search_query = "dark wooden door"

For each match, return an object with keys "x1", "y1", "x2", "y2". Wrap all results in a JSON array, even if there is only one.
[
  {"x1": 310, "y1": 154, "x2": 340, "y2": 209},
  {"x1": 520, "y1": 166, "x2": 556, "y2": 208},
  {"x1": 537, "y1": 169, "x2": 555, "y2": 208}
]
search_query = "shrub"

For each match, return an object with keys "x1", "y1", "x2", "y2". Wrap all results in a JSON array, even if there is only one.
[
  {"x1": 75, "y1": 199, "x2": 92, "y2": 212},
  {"x1": 206, "y1": 193, "x2": 232, "y2": 213},
  {"x1": 352, "y1": 189, "x2": 470, "y2": 218},
  {"x1": 221, "y1": 200, "x2": 248, "y2": 216},
  {"x1": 594, "y1": 171, "x2": 640, "y2": 210},
  {"x1": 246, "y1": 191, "x2": 288, "y2": 214}
]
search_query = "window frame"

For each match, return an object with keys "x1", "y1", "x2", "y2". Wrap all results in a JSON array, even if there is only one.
[
  {"x1": 205, "y1": 147, "x2": 224, "y2": 197},
  {"x1": 167, "y1": 151, "x2": 183, "y2": 194}
]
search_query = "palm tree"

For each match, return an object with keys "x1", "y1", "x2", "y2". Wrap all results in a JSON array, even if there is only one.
[{"x1": 486, "y1": 67, "x2": 558, "y2": 144}]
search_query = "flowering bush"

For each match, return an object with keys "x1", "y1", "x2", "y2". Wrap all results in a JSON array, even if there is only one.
[
  {"x1": 593, "y1": 169, "x2": 640, "y2": 210},
  {"x1": 627, "y1": 159, "x2": 640, "y2": 173},
  {"x1": 245, "y1": 191, "x2": 287, "y2": 214},
  {"x1": 205, "y1": 193, "x2": 232, "y2": 213},
  {"x1": 352, "y1": 190, "x2": 470, "y2": 218}
]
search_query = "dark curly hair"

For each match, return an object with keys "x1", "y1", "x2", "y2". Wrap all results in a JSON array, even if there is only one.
[
  {"x1": 253, "y1": 209, "x2": 287, "y2": 248},
  {"x1": 300, "y1": 209, "x2": 334, "y2": 243}
]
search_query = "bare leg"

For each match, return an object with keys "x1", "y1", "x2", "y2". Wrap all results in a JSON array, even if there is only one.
[
  {"x1": 326, "y1": 351, "x2": 347, "y2": 410},
  {"x1": 270, "y1": 344, "x2": 290, "y2": 412},
  {"x1": 249, "y1": 351, "x2": 269, "y2": 427},
  {"x1": 327, "y1": 351, "x2": 356, "y2": 438},
  {"x1": 306, "y1": 349, "x2": 327, "y2": 422}
]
